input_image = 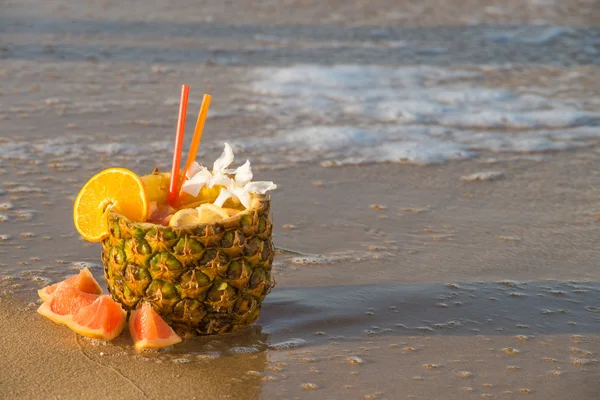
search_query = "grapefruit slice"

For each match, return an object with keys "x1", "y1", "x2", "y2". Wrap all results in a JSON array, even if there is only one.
[
  {"x1": 37, "y1": 283, "x2": 99, "y2": 325},
  {"x1": 168, "y1": 203, "x2": 233, "y2": 227},
  {"x1": 38, "y1": 267, "x2": 102, "y2": 302},
  {"x1": 196, "y1": 203, "x2": 230, "y2": 223},
  {"x1": 168, "y1": 208, "x2": 202, "y2": 227},
  {"x1": 68, "y1": 295, "x2": 127, "y2": 341},
  {"x1": 129, "y1": 303, "x2": 182, "y2": 349},
  {"x1": 73, "y1": 168, "x2": 149, "y2": 242}
]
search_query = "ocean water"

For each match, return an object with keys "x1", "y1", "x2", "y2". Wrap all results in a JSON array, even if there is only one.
[
  {"x1": 2, "y1": 62, "x2": 599, "y2": 168},
  {"x1": 230, "y1": 64, "x2": 600, "y2": 165}
]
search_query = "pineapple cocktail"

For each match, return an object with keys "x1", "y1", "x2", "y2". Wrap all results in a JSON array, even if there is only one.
[{"x1": 72, "y1": 88, "x2": 278, "y2": 338}]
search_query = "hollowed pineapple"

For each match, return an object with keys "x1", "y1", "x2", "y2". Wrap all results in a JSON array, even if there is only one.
[{"x1": 101, "y1": 195, "x2": 275, "y2": 337}]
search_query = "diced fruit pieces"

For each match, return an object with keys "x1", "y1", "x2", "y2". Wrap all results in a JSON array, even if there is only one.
[
  {"x1": 38, "y1": 267, "x2": 102, "y2": 302},
  {"x1": 68, "y1": 295, "x2": 127, "y2": 341},
  {"x1": 129, "y1": 303, "x2": 182, "y2": 349},
  {"x1": 73, "y1": 168, "x2": 149, "y2": 242},
  {"x1": 147, "y1": 201, "x2": 177, "y2": 225},
  {"x1": 141, "y1": 171, "x2": 171, "y2": 205},
  {"x1": 178, "y1": 185, "x2": 223, "y2": 208}
]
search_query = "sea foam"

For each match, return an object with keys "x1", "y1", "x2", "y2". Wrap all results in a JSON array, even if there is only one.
[{"x1": 229, "y1": 65, "x2": 599, "y2": 166}]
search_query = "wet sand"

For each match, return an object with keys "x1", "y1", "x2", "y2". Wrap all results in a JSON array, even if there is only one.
[{"x1": 2, "y1": 1, "x2": 600, "y2": 399}]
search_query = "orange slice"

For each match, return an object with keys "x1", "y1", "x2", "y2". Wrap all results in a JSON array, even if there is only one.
[
  {"x1": 129, "y1": 303, "x2": 182, "y2": 349},
  {"x1": 73, "y1": 168, "x2": 149, "y2": 242}
]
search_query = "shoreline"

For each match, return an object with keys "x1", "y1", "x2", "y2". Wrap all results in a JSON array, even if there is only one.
[
  {"x1": 3, "y1": 152, "x2": 600, "y2": 398},
  {"x1": 1, "y1": 0, "x2": 600, "y2": 397}
]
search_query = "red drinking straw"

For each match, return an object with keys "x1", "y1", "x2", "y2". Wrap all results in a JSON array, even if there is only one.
[{"x1": 168, "y1": 84, "x2": 190, "y2": 207}]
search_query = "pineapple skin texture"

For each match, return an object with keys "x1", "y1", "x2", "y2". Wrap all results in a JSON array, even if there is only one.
[{"x1": 101, "y1": 195, "x2": 275, "y2": 337}]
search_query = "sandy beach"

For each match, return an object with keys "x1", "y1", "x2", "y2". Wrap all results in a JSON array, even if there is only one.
[{"x1": 2, "y1": 1, "x2": 600, "y2": 399}]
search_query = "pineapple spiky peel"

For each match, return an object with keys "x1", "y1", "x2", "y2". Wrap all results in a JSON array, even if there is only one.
[
  {"x1": 102, "y1": 194, "x2": 275, "y2": 337},
  {"x1": 85, "y1": 143, "x2": 278, "y2": 337}
]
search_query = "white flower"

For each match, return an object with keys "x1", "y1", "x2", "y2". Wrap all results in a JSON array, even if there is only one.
[
  {"x1": 181, "y1": 142, "x2": 277, "y2": 208},
  {"x1": 213, "y1": 160, "x2": 277, "y2": 209},
  {"x1": 212, "y1": 142, "x2": 234, "y2": 175},
  {"x1": 182, "y1": 143, "x2": 235, "y2": 197}
]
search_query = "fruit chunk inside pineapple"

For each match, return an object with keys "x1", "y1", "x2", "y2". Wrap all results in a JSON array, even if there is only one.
[
  {"x1": 141, "y1": 170, "x2": 171, "y2": 205},
  {"x1": 141, "y1": 168, "x2": 242, "y2": 226},
  {"x1": 178, "y1": 185, "x2": 223, "y2": 208},
  {"x1": 169, "y1": 204, "x2": 239, "y2": 227}
]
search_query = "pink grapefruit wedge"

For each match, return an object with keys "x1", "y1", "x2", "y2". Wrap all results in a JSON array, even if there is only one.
[
  {"x1": 38, "y1": 267, "x2": 102, "y2": 302},
  {"x1": 68, "y1": 295, "x2": 127, "y2": 341},
  {"x1": 129, "y1": 303, "x2": 182, "y2": 350},
  {"x1": 37, "y1": 283, "x2": 99, "y2": 325}
]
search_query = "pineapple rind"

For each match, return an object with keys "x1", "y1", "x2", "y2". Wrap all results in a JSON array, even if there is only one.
[{"x1": 102, "y1": 195, "x2": 274, "y2": 337}]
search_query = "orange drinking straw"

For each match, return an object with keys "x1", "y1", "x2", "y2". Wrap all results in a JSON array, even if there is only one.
[
  {"x1": 183, "y1": 94, "x2": 212, "y2": 178},
  {"x1": 168, "y1": 84, "x2": 190, "y2": 207}
]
